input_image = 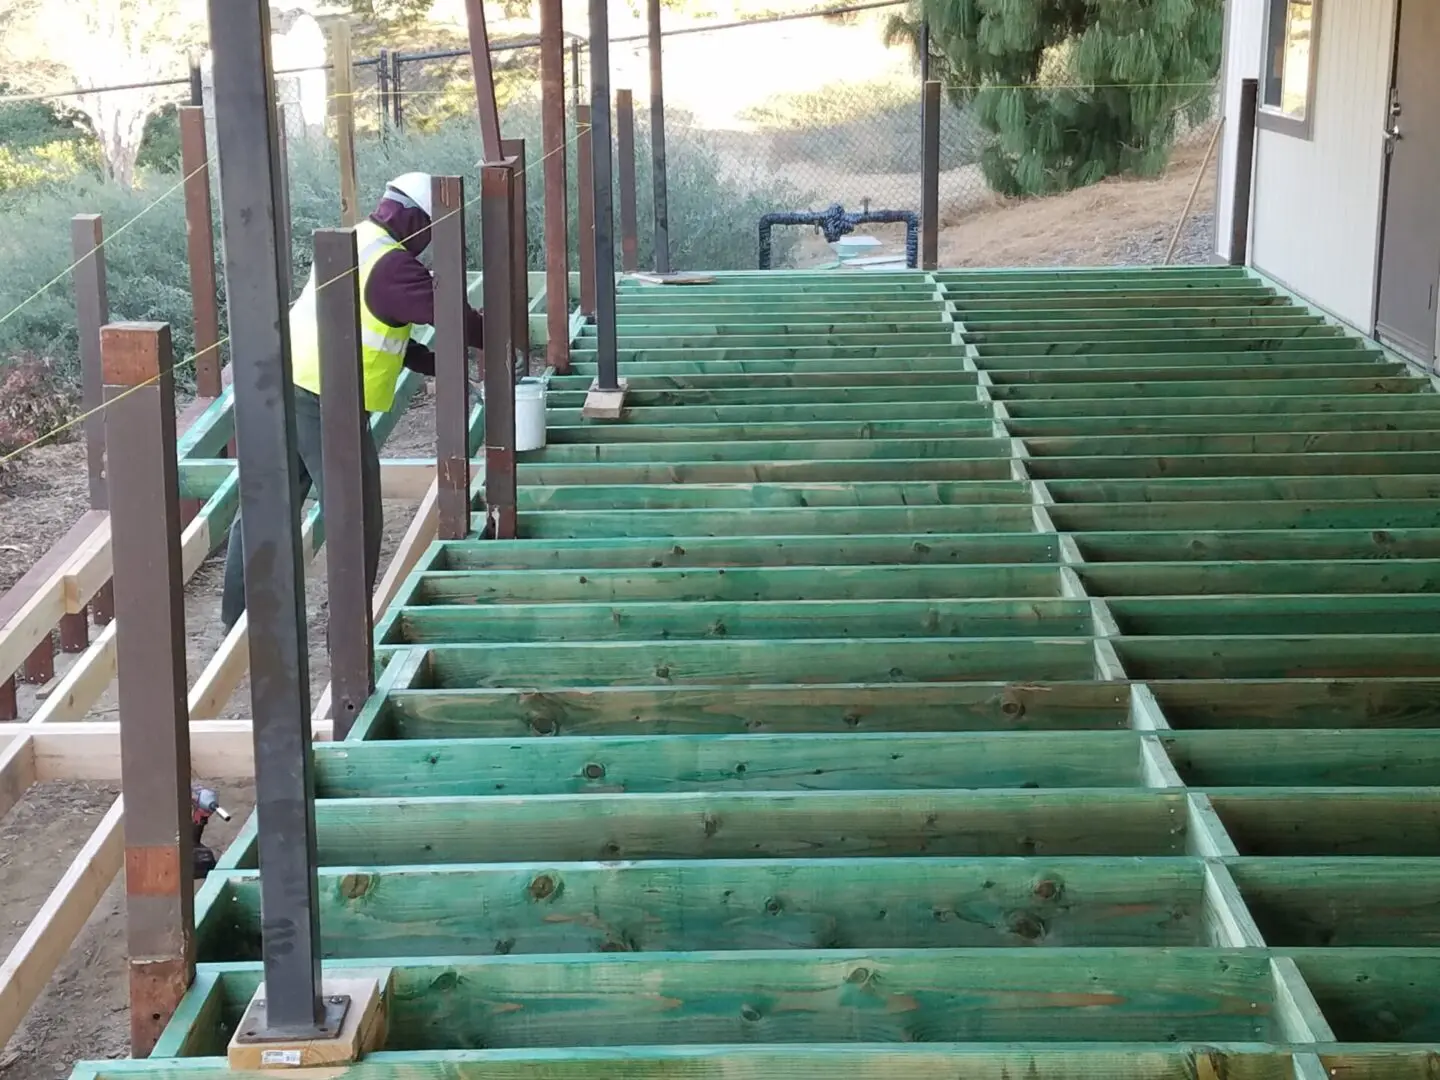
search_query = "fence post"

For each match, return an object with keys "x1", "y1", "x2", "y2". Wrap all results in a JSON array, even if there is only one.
[
  {"x1": 587, "y1": 0, "x2": 620, "y2": 394},
  {"x1": 541, "y1": 0, "x2": 571, "y2": 373},
  {"x1": 377, "y1": 48, "x2": 391, "y2": 135},
  {"x1": 501, "y1": 138, "x2": 532, "y2": 361},
  {"x1": 316, "y1": 229, "x2": 375, "y2": 739},
  {"x1": 390, "y1": 51, "x2": 405, "y2": 131},
  {"x1": 647, "y1": 0, "x2": 670, "y2": 274},
  {"x1": 576, "y1": 103, "x2": 597, "y2": 317},
  {"x1": 1230, "y1": 77, "x2": 1259, "y2": 267},
  {"x1": 482, "y1": 162, "x2": 519, "y2": 541},
  {"x1": 616, "y1": 89, "x2": 639, "y2": 274},
  {"x1": 208, "y1": 0, "x2": 326, "y2": 1039},
  {"x1": 432, "y1": 177, "x2": 472, "y2": 542},
  {"x1": 102, "y1": 321, "x2": 195, "y2": 1057},
  {"x1": 921, "y1": 79, "x2": 940, "y2": 272},
  {"x1": 330, "y1": 21, "x2": 360, "y2": 228}
]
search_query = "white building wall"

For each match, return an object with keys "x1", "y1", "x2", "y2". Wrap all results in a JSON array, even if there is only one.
[
  {"x1": 1214, "y1": 0, "x2": 1265, "y2": 262},
  {"x1": 1249, "y1": 0, "x2": 1396, "y2": 331}
]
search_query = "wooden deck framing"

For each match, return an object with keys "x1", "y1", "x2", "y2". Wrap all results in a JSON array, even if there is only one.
[{"x1": 68, "y1": 265, "x2": 1440, "y2": 1076}]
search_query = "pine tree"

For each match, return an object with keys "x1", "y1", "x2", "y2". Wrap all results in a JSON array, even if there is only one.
[{"x1": 890, "y1": 0, "x2": 1223, "y2": 196}]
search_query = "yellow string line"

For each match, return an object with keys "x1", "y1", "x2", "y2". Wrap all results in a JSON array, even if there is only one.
[{"x1": 0, "y1": 127, "x2": 580, "y2": 470}]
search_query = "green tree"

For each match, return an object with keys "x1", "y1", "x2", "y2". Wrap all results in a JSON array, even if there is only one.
[{"x1": 890, "y1": 0, "x2": 1223, "y2": 197}]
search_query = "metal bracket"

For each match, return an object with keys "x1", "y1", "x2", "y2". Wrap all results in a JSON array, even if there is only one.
[{"x1": 232, "y1": 993, "x2": 351, "y2": 1047}]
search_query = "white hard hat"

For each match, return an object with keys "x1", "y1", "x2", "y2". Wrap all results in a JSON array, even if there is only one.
[{"x1": 383, "y1": 172, "x2": 433, "y2": 217}]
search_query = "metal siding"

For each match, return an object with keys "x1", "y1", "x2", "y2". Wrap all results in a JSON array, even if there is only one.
[{"x1": 1250, "y1": 0, "x2": 1397, "y2": 329}]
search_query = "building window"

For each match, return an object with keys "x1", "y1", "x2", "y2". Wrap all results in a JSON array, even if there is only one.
[{"x1": 1260, "y1": 0, "x2": 1320, "y2": 138}]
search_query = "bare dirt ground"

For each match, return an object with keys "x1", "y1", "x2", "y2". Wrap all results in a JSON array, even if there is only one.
[
  {"x1": 0, "y1": 396, "x2": 436, "y2": 1080},
  {"x1": 0, "y1": 149, "x2": 1222, "y2": 1077}
]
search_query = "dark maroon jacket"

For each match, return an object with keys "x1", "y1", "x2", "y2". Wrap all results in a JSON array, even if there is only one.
[{"x1": 365, "y1": 197, "x2": 485, "y2": 377}]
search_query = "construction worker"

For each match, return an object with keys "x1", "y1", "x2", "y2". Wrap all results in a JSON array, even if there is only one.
[{"x1": 221, "y1": 172, "x2": 485, "y2": 632}]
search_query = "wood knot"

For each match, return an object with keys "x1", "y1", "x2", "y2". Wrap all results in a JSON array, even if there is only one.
[
  {"x1": 846, "y1": 966, "x2": 873, "y2": 986},
  {"x1": 582, "y1": 762, "x2": 606, "y2": 780},
  {"x1": 764, "y1": 896, "x2": 782, "y2": 915},
  {"x1": 528, "y1": 874, "x2": 557, "y2": 901},
  {"x1": 1009, "y1": 912, "x2": 1046, "y2": 941},
  {"x1": 702, "y1": 813, "x2": 719, "y2": 838},
  {"x1": 338, "y1": 873, "x2": 372, "y2": 900},
  {"x1": 655, "y1": 665, "x2": 671, "y2": 680},
  {"x1": 1033, "y1": 878, "x2": 1061, "y2": 901}
]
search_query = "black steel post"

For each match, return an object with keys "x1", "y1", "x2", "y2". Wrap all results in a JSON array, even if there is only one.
[
  {"x1": 315, "y1": 229, "x2": 374, "y2": 740},
  {"x1": 919, "y1": 19, "x2": 931, "y2": 84},
  {"x1": 189, "y1": 54, "x2": 204, "y2": 107},
  {"x1": 921, "y1": 79, "x2": 940, "y2": 271},
  {"x1": 206, "y1": 0, "x2": 326, "y2": 1037},
  {"x1": 1231, "y1": 77, "x2": 1259, "y2": 267},
  {"x1": 588, "y1": 0, "x2": 619, "y2": 391},
  {"x1": 377, "y1": 48, "x2": 391, "y2": 134},
  {"x1": 391, "y1": 51, "x2": 405, "y2": 131},
  {"x1": 647, "y1": 0, "x2": 670, "y2": 274}
]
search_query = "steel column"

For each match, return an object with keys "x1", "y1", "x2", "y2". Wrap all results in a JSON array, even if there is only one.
[
  {"x1": 920, "y1": 79, "x2": 940, "y2": 272},
  {"x1": 464, "y1": 0, "x2": 504, "y2": 161},
  {"x1": 482, "y1": 161, "x2": 519, "y2": 541},
  {"x1": 1231, "y1": 77, "x2": 1259, "y2": 268},
  {"x1": 22, "y1": 640, "x2": 53, "y2": 685},
  {"x1": 647, "y1": 0, "x2": 671, "y2": 274},
  {"x1": 500, "y1": 137, "x2": 532, "y2": 361},
  {"x1": 588, "y1": 0, "x2": 620, "y2": 391},
  {"x1": 72, "y1": 214, "x2": 109, "y2": 512},
  {"x1": 180, "y1": 108, "x2": 222, "y2": 398},
  {"x1": 103, "y1": 321, "x2": 194, "y2": 1057},
  {"x1": 207, "y1": 0, "x2": 324, "y2": 1036},
  {"x1": 330, "y1": 21, "x2": 360, "y2": 228},
  {"x1": 576, "y1": 103, "x2": 597, "y2": 317},
  {"x1": 0, "y1": 677, "x2": 14, "y2": 723},
  {"x1": 432, "y1": 177, "x2": 472, "y2": 542},
  {"x1": 59, "y1": 612, "x2": 89, "y2": 652},
  {"x1": 276, "y1": 103, "x2": 294, "y2": 301},
  {"x1": 315, "y1": 229, "x2": 374, "y2": 740},
  {"x1": 616, "y1": 89, "x2": 639, "y2": 273},
  {"x1": 540, "y1": 0, "x2": 571, "y2": 373}
]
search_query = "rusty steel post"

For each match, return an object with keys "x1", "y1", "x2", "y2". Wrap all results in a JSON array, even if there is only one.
[
  {"x1": 576, "y1": 103, "x2": 596, "y2": 317},
  {"x1": 540, "y1": 0, "x2": 571, "y2": 373},
  {"x1": 464, "y1": 0, "x2": 504, "y2": 161},
  {"x1": 180, "y1": 108, "x2": 222, "y2": 398},
  {"x1": 921, "y1": 79, "x2": 940, "y2": 272},
  {"x1": 501, "y1": 137, "x2": 532, "y2": 361},
  {"x1": 0, "y1": 677, "x2": 15, "y2": 722},
  {"x1": 647, "y1": 0, "x2": 670, "y2": 274},
  {"x1": 103, "y1": 321, "x2": 194, "y2": 1057},
  {"x1": 616, "y1": 89, "x2": 639, "y2": 273},
  {"x1": 59, "y1": 612, "x2": 89, "y2": 653},
  {"x1": 330, "y1": 21, "x2": 360, "y2": 228},
  {"x1": 586, "y1": 0, "x2": 620, "y2": 392},
  {"x1": 432, "y1": 177, "x2": 472, "y2": 542},
  {"x1": 72, "y1": 215, "x2": 110, "y2": 513},
  {"x1": 482, "y1": 162, "x2": 519, "y2": 541},
  {"x1": 92, "y1": 581, "x2": 114, "y2": 625},
  {"x1": 315, "y1": 229, "x2": 374, "y2": 739},
  {"x1": 21, "y1": 639, "x2": 53, "y2": 685}
]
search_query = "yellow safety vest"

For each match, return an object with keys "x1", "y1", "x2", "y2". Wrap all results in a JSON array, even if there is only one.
[{"x1": 290, "y1": 220, "x2": 412, "y2": 412}]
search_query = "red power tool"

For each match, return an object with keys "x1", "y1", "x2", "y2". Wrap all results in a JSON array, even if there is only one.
[{"x1": 191, "y1": 785, "x2": 231, "y2": 880}]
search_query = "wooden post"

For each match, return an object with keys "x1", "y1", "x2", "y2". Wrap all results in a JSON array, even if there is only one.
[
  {"x1": 180, "y1": 108, "x2": 221, "y2": 398},
  {"x1": 330, "y1": 22, "x2": 360, "y2": 229},
  {"x1": 647, "y1": 0, "x2": 670, "y2": 274},
  {"x1": 432, "y1": 176, "x2": 471, "y2": 542},
  {"x1": 616, "y1": 89, "x2": 639, "y2": 273},
  {"x1": 920, "y1": 79, "x2": 940, "y2": 272},
  {"x1": 576, "y1": 103, "x2": 596, "y2": 317},
  {"x1": 540, "y1": 0, "x2": 571, "y2": 373},
  {"x1": 501, "y1": 137, "x2": 532, "y2": 362},
  {"x1": 315, "y1": 229, "x2": 374, "y2": 739},
  {"x1": 464, "y1": 0, "x2": 504, "y2": 162},
  {"x1": 102, "y1": 321, "x2": 194, "y2": 1057},
  {"x1": 482, "y1": 161, "x2": 519, "y2": 541},
  {"x1": 1230, "y1": 77, "x2": 1259, "y2": 267}
]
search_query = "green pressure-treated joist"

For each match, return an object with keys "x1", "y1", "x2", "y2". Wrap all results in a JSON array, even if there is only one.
[{"x1": 94, "y1": 268, "x2": 1440, "y2": 1077}]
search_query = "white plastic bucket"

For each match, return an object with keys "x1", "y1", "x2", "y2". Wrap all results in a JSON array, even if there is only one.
[{"x1": 514, "y1": 376, "x2": 548, "y2": 452}]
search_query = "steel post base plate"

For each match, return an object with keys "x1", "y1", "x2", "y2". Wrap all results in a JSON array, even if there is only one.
[{"x1": 233, "y1": 993, "x2": 351, "y2": 1045}]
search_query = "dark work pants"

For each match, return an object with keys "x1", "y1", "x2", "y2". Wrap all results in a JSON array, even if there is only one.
[{"x1": 220, "y1": 387, "x2": 383, "y2": 632}]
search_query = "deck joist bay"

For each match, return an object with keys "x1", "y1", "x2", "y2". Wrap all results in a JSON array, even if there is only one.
[{"x1": 76, "y1": 267, "x2": 1440, "y2": 1079}]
